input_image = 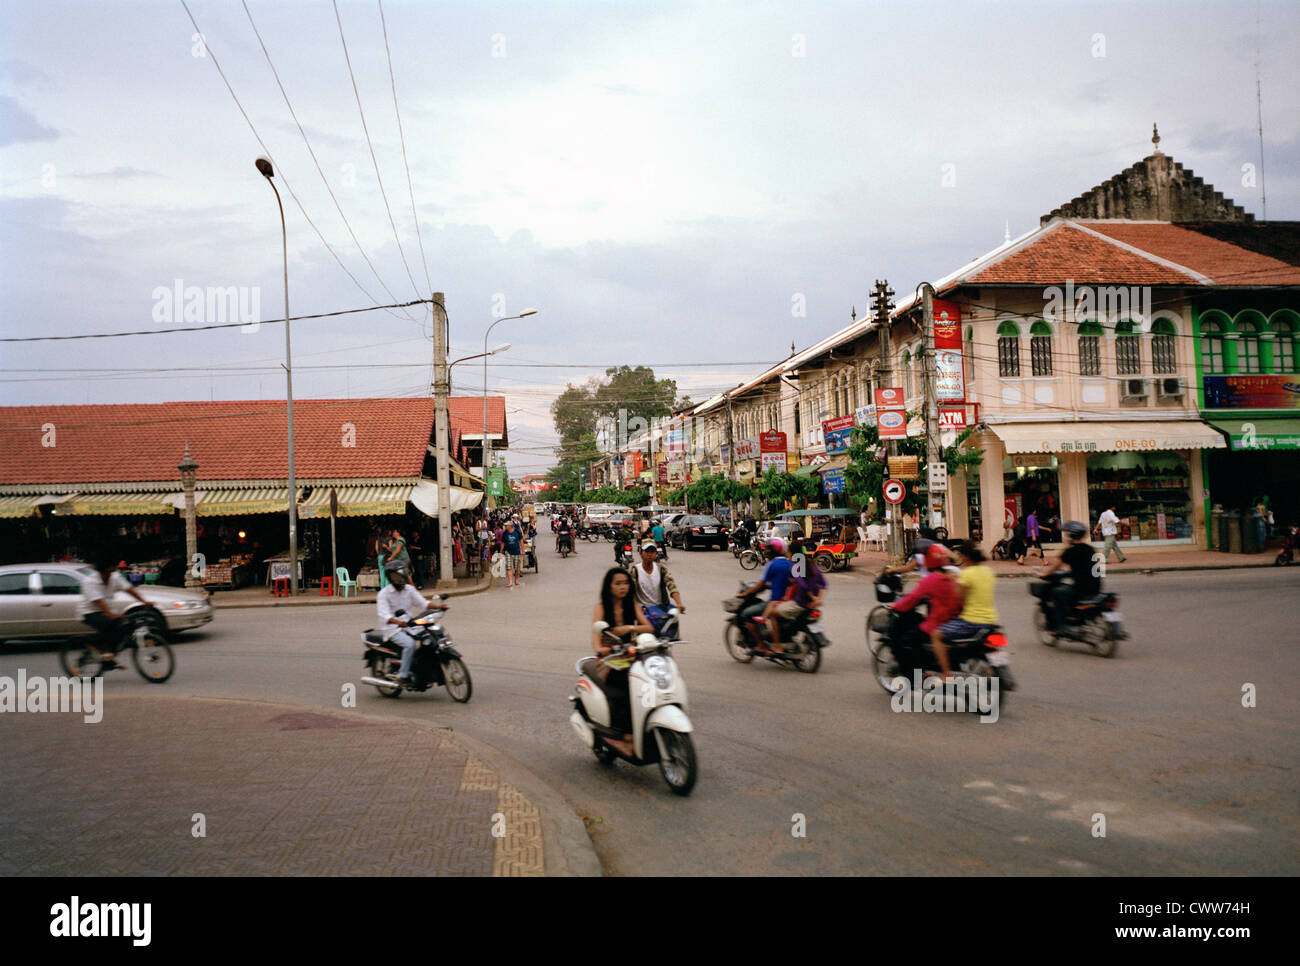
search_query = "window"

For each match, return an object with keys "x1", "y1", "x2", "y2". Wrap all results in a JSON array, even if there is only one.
[
  {"x1": 0, "y1": 572, "x2": 29, "y2": 595},
  {"x1": 1030, "y1": 321, "x2": 1053, "y2": 376},
  {"x1": 1274, "y1": 321, "x2": 1296, "y2": 373},
  {"x1": 901, "y1": 351, "x2": 913, "y2": 397},
  {"x1": 1236, "y1": 321, "x2": 1261, "y2": 373},
  {"x1": 1151, "y1": 319, "x2": 1177, "y2": 374},
  {"x1": 1202, "y1": 320, "x2": 1225, "y2": 374},
  {"x1": 1115, "y1": 320, "x2": 1141, "y2": 375},
  {"x1": 1078, "y1": 321, "x2": 1102, "y2": 376},
  {"x1": 38, "y1": 571, "x2": 82, "y2": 595},
  {"x1": 964, "y1": 327, "x2": 975, "y2": 386},
  {"x1": 996, "y1": 321, "x2": 1020, "y2": 377}
]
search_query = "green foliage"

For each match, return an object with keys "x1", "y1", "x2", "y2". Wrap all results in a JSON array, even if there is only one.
[
  {"x1": 550, "y1": 366, "x2": 679, "y2": 454},
  {"x1": 680, "y1": 474, "x2": 751, "y2": 511},
  {"x1": 583, "y1": 485, "x2": 649, "y2": 507},
  {"x1": 754, "y1": 471, "x2": 819, "y2": 514},
  {"x1": 844, "y1": 417, "x2": 984, "y2": 517}
]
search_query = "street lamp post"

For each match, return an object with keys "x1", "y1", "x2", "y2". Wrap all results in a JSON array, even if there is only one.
[
  {"x1": 179, "y1": 443, "x2": 199, "y2": 590},
  {"x1": 482, "y1": 309, "x2": 536, "y2": 501},
  {"x1": 255, "y1": 156, "x2": 298, "y2": 595},
  {"x1": 448, "y1": 343, "x2": 510, "y2": 394}
]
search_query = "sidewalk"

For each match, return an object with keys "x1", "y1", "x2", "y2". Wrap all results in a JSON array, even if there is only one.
[
  {"x1": 209, "y1": 573, "x2": 493, "y2": 609},
  {"x1": 0, "y1": 695, "x2": 600, "y2": 877},
  {"x1": 840, "y1": 546, "x2": 1280, "y2": 578}
]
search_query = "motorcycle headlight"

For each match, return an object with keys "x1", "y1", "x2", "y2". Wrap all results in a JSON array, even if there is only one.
[{"x1": 644, "y1": 655, "x2": 672, "y2": 690}]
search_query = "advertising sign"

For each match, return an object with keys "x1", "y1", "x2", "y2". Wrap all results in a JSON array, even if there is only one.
[
  {"x1": 487, "y1": 467, "x2": 506, "y2": 498},
  {"x1": 939, "y1": 407, "x2": 967, "y2": 429},
  {"x1": 821, "y1": 467, "x2": 846, "y2": 494},
  {"x1": 875, "y1": 387, "x2": 906, "y2": 440},
  {"x1": 667, "y1": 461, "x2": 686, "y2": 485},
  {"x1": 821, "y1": 415, "x2": 855, "y2": 455},
  {"x1": 1204, "y1": 375, "x2": 1300, "y2": 410},
  {"x1": 734, "y1": 437, "x2": 761, "y2": 461},
  {"x1": 935, "y1": 349, "x2": 965, "y2": 402},
  {"x1": 932, "y1": 299, "x2": 962, "y2": 350},
  {"x1": 760, "y1": 429, "x2": 787, "y2": 453},
  {"x1": 657, "y1": 462, "x2": 668, "y2": 485},
  {"x1": 760, "y1": 452, "x2": 787, "y2": 473},
  {"x1": 854, "y1": 404, "x2": 876, "y2": 426}
]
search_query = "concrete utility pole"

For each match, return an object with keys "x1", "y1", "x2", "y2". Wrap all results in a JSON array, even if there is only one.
[
  {"x1": 919, "y1": 282, "x2": 945, "y2": 533},
  {"x1": 871, "y1": 280, "x2": 901, "y2": 563},
  {"x1": 431, "y1": 293, "x2": 456, "y2": 591},
  {"x1": 725, "y1": 391, "x2": 737, "y2": 521}
]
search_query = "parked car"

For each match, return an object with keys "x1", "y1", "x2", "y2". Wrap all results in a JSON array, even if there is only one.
[
  {"x1": 0, "y1": 563, "x2": 213, "y2": 643},
  {"x1": 754, "y1": 520, "x2": 803, "y2": 544},
  {"x1": 670, "y1": 515, "x2": 729, "y2": 551},
  {"x1": 657, "y1": 513, "x2": 691, "y2": 543}
]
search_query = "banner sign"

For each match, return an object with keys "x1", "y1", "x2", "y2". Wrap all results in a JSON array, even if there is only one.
[
  {"x1": 935, "y1": 349, "x2": 965, "y2": 401},
  {"x1": 734, "y1": 437, "x2": 761, "y2": 461},
  {"x1": 487, "y1": 467, "x2": 506, "y2": 498},
  {"x1": 658, "y1": 462, "x2": 668, "y2": 485},
  {"x1": 667, "y1": 427, "x2": 686, "y2": 452},
  {"x1": 1204, "y1": 375, "x2": 1300, "y2": 410},
  {"x1": 932, "y1": 299, "x2": 962, "y2": 350},
  {"x1": 939, "y1": 407, "x2": 967, "y2": 429},
  {"x1": 667, "y1": 461, "x2": 686, "y2": 485},
  {"x1": 854, "y1": 404, "x2": 876, "y2": 426},
  {"x1": 875, "y1": 387, "x2": 907, "y2": 440},
  {"x1": 821, "y1": 467, "x2": 845, "y2": 494},
  {"x1": 821, "y1": 415, "x2": 855, "y2": 455},
  {"x1": 759, "y1": 429, "x2": 787, "y2": 453},
  {"x1": 760, "y1": 451, "x2": 787, "y2": 473}
]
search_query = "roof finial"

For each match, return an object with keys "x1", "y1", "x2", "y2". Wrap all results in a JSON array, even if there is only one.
[
  {"x1": 1152, "y1": 122, "x2": 1162, "y2": 155},
  {"x1": 851, "y1": 305, "x2": 856, "y2": 322},
  {"x1": 1004, "y1": 219, "x2": 1011, "y2": 243}
]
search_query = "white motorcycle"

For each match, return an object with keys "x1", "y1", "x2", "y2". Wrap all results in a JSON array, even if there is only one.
[{"x1": 568, "y1": 611, "x2": 697, "y2": 796}]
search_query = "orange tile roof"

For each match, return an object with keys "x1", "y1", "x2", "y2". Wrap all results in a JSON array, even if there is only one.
[
  {"x1": 1082, "y1": 222, "x2": 1300, "y2": 285},
  {"x1": 967, "y1": 222, "x2": 1197, "y2": 286}
]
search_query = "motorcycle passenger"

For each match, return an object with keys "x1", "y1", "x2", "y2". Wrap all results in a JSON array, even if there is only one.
[
  {"x1": 556, "y1": 515, "x2": 576, "y2": 554},
  {"x1": 736, "y1": 538, "x2": 793, "y2": 652},
  {"x1": 882, "y1": 528, "x2": 939, "y2": 579},
  {"x1": 767, "y1": 538, "x2": 826, "y2": 651},
  {"x1": 889, "y1": 543, "x2": 960, "y2": 678},
  {"x1": 1036, "y1": 520, "x2": 1100, "y2": 636},
  {"x1": 613, "y1": 519, "x2": 635, "y2": 564},
  {"x1": 627, "y1": 541, "x2": 685, "y2": 635},
  {"x1": 651, "y1": 519, "x2": 669, "y2": 560},
  {"x1": 939, "y1": 541, "x2": 999, "y2": 642},
  {"x1": 377, "y1": 561, "x2": 436, "y2": 686},
  {"x1": 590, "y1": 568, "x2": 653, "y2": 757},
  {"x1": 78, "y1": 556, "x2": 150, "y2": 667}
]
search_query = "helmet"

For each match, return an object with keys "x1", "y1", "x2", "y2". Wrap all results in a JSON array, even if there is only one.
[
  {"x1": 767, "y1": 537, "x2": 787, "y2": 556},
  {"x1": 924, "y1": 544, "x2": 950, "y2": 570},
  {"x1": 1064, "y1": 520, "x2": 1088, "y2": 540},
  {"x1": 383, "y1": 560, "x2": 409, "y2": 578}
]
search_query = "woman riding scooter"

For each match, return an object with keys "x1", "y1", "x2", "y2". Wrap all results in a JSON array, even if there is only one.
[{"x1": 590, "y1": 568, "x2": 653, "y2": 757}]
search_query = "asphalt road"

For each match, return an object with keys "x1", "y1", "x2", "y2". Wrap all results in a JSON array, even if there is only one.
[{"x1": 4, "y1": 540, "x2": 1298, "y2": 876}]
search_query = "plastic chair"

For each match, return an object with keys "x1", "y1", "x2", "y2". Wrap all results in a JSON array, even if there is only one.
[
  {"x1": 319, "y1": 575, "x2": 336, "y2": 597},
  {"x1": 272, "y1": 577, "x2": 290, "y2": 597},
  {"x1": 335, "y1": 567, "x2": 358, "y2": 598}
]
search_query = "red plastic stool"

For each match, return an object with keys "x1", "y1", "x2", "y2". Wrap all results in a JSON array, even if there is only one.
[
  {"x1": 319, "y1": 575, "x2": 336, "y2": 597},
  {"x1": 272, "y1": 577, "x2": 290, "y2": 597}
]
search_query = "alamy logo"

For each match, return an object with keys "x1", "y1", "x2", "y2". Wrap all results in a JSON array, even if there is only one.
[
  {"x1": 1041, "y1": 280, "x2": 1152, "y2": 327},
  {"x1": 151, "y1": 278, "x2": 261, "y2": 330},
  {"x1": 0, "y1": 671, "x2": 102, "y2": 723},
  {"x1": 889, "y1": 670, "x2": 1000, "y2": 723},
  {"x1": 50, "y1": 896, "x2": 151, "y2": 946}
]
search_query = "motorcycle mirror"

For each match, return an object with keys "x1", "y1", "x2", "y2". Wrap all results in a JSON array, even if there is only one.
[
  {"x1": 667, "y1": 607, "x2": 680, "y2": 617},
  {"x1": 635, "y1": 633, "x2": 657, "y2": 645},
  {"x1": 593, "y1": 621, "x2": 610, "y2": 632}
]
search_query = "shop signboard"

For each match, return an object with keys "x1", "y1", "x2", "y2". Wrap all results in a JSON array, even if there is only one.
[
  {"x1": 935, "y1": 349, "x2": 965, "y2": 401},
  {"x1": 821, "y1": 415, "x2": 855, "y2": 455},
  {"x1": 932, "y1": 299, "x2": 962, "y2": 350},
  {"x1": 760, "y1": 451, "x2": 787, "y2": 473},
  {"x1": 854, "y1": 404, "x2": 876, "y2": 426},
  {"x1": 875, "y1": 387, "x2": 907, "y2": 440},
  {"x1": 939, "y1": 407, "x2": 966, "y2": 429},
  {"x1": 888, "y1": 455, "x2": 920, "y2": 479},
  {"x1": 487, "y1": 467, "x2": 506, "y2": 498},
  {"x1": 1204, "y1": 374, "x2": 1300, "y2": 410},
  {"x1": 821, "y1": 467, "x2": 846, "y2": 494},
  {"x1": 760, "y1": 429, "x2": 787, "y2": 454},
  {"x1": 734, "y1": 437, "x2": 761, "y2": 461}
]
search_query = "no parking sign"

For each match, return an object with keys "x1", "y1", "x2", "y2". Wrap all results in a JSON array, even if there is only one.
[{"x1": 883, "y1": 479, "x2": 906, "y2": 504}]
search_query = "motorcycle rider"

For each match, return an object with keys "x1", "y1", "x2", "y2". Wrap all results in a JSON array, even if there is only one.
[
  {"x1": 626, "y1": 540, "x2": 685, "y2": 635},
  {"x1": 590, "y1": 567, "x2": 653, "y2": 757},
  {"x1": 939, "y1": 541, "x2": 999, "y2": 641},
  {"x1": 650, "y1": 518, "x2": 669, "y2": 560},
  {"x1": 1036, "y1": 520, "x2": 1100, "y2": 637},
  {"x1": 78, "y1": 555, "x2": 151, "y2": 667},
  {"x1": 556, "y1": 514, "x2": 576, "y2": 554},
  {"x1": 376, "y1": 560, "x2": 438, "y2": 686},
  {"x1": 613, "y1": 518, "x2": 635, "y2": 564},
  {"x1": 736, "y1": 537, "x2": 793, "y2": 652},
  {"x1": 767, "y1": 538, "x2": 826, "y2": 651},
  {"x1": 889, "y1": 543, "x2": 960, "y2": 678}
]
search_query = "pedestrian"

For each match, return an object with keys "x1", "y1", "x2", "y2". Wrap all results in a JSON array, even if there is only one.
[
  {"x1": 1009, "y1": 521, "x2": 1028, "y2": 565},
  {"x1": 502, "y1": 521, "x2": 524, "y2": 588},
  {"x1": 1025, "y1": 510, "x2": 1042, "y2": 559},
  {"x1": 1094, "y1": 504, "x2": 1127, "y2": 563}
]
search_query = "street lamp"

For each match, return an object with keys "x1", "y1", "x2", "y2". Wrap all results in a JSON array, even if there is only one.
[
  {"x1": 178, "y1": 443, "x2": 199, "y2": 590},
  {"x1": 255, "y1": 155, "x2": 298, "y2": 594},
  {"x1": 483, "y1": 309, "x2": 536, "y2": 500},
  {"x1": 448, "y1": 343, "x2": 510, "y2": 393}
]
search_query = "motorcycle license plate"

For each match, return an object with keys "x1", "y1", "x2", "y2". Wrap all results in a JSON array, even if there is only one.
[
  {"x1": 986, "y1": 650, "x2": 1010, "y2": 667},
  {"x1": 808, "y1": 622, "x2": 824, "y2": 633},
  {"x1": 1104, "y1": 611, "x2": 1123, "y2": 623}
]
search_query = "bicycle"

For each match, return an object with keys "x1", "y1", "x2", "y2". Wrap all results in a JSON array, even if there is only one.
[{"x1": 60, "y1": 609, "x2": 175, "y2": 683}]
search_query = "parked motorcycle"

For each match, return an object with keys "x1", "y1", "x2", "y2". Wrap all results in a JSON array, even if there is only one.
[
  {"x1": 568, "y1": 613, "x2": 697, "y2": 795},
  {"x1": 869, "y1": 594, "x2": 1016, "y2": 699},
  {"x1": 360, "y1": 601, "x2": 473, "y2": 701},
  {"x1": 1274, "y1": 524, "x2": 1297, "y2": 566},
  {"x1": 723, "y1": 582, "x2": 828, "y2": 673},
  {"x1": 1028, "y1": 571, "x2": 1125, "y2": 657}
]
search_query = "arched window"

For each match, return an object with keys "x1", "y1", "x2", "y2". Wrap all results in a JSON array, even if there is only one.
[
  {"x1": 1115, "y1": 320, "x2": 1141, "y2": 375},
  {"x1": 843, "y1": 374, "x2": 853, "y2": 414},
  {"x1": 861, "y1": 365, "x2": 872, "y2": 407},
  {"x1": 1030, "y1": 320, "x2": 1053, "y2": 376},
  {"x1": 1078, "y1": 320, "x2": 1103, "y2": 376},
  {"x1": 1151, "y1": 318, "x2": 1177, "y2": 374},
  {"x1": 901, "y1": 351, "x2": 913, "y2": 397},
  {"x1": 1201, "y1": 320, "x2": 1225, "y2": 374},
  {"x1": 964, "y1": 326, "x2": 975, "y2": 386},
  {"x1": 1236, "y1": 321, "x2": 1261, "y2": 373},
  {"x1": 1274, "y1": 320, "x2": 1296, "y2": 373},
  {"x1": 996, "y1": 321, "x2": 1020, "y2": 377}
]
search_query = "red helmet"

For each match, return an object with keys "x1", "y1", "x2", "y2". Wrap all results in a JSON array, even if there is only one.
[{"x1": 924, "y1": 544, "x2": 950, "y2": 570}]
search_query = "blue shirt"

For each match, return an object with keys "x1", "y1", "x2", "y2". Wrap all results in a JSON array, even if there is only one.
[
  {"x1": 762, "y1": 557, "x2": 794, "y2": 602},
  {"x1": 503, "y1": 530, "x2": 522, "y2": 555},
  {"x1": 651, "y1": 525, "x2": 665, "y2": 542}
]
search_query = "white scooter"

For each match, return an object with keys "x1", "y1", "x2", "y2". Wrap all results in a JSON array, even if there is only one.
[{"x1": 568, "y1": 610, "x2": 697, "y2": 796}]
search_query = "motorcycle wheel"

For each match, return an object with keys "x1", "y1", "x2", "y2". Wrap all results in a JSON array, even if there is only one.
[
  {"x1": 655, "y1": 729, "x2": 697, "y2": 796},
  {"x1": 60, "y1": 644, "x2": 104, "y2": 679},
  {"x1": 594, "y1": 742, "x2": 617, "y2": 766},
  {"x1": 793, "y1": 633, "x2": 821, "y2": 674},
  {"x1": 872, "y1": 641, "x2": 904, "y2": 695},
  {"x1": 371, "y1": 656, "x2": 403, "y2": 698},
  {"x1": 866, "y1": 606, "x2": 890, "y2": 655},
  {"x1": 814, "y1": 552, "x2": 835, "y2": 572},
  {"x1": 724, "y1": 623, "x2": 754, "y2": 663},
  {"x1": 443, "y1": 658, "x2": 473, "y2": 703},
  {"x1": 995, "y1": 666, "x2": 1016, "y2": 695},
  {"x1": 1033, "y1": 608, "x2": 1057, "y2": 646},
  {"x1": 1089, "y1": 621, "x2": 1118, "y2": 659},
  {"x1": 739, "y1": 549, "x2": 761, "y2": 571},
  {"x1": 131, "y1": 634, "x2": 174, "y2": 683}
]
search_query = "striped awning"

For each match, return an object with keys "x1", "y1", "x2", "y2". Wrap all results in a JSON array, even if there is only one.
[
  {"x1": 0, "y1": 493, "x2": 79, "y2": 518},
  {"x1": 196, "y1": 487, "x2": 292, "y2": 517},
  {"x1": 298, "y1": 485, "x2": 412, "y2": 518},
  {"x1": 64, "y1": 493, "x2": 175, "y2": 516}
]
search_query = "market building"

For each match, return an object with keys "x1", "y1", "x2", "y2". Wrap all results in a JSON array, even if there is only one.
[{"x1": 0, "y1": 397, "x2": 495, "y2": 588}]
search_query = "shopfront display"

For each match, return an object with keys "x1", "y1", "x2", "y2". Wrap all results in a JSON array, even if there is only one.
[
  {"x1": 1002, "y1": 455, "x2": 1061, "y2": 542},
  {"x1": 1086, "y1": 452, "x2": 1193, "y2": 544}
]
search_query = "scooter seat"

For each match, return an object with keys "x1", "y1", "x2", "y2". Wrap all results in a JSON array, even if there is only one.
[{"x1": 364, "y1": 629, "x2": 386, "y2": 644}]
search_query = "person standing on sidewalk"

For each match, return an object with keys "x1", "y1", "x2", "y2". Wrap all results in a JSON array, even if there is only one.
[
  {"x1": 502, "y1": 520, "x2": 524, "y2": 588},
  {"x1": 1025, "y1": 510, "x2": 1042, "y2": 559},
  {"x1": 1095, "y1": 505, "x2": 1127, "y2": 563}
]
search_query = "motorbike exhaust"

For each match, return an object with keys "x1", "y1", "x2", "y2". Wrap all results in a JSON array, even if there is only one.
[{"x1": 361, "y1": 675, "x2": 400, "y2": 688}]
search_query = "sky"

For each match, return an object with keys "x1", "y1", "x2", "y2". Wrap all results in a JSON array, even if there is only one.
[{"x1": 2, "y1": 0, "x2": 1297, "y2": 476}]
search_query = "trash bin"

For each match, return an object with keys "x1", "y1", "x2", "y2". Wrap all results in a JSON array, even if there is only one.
[
  {"x1": 1225, "y1": 510, "x2": 1242, "y2": 554},
  {"x1": 1242, "y1": 510, "x2": 1262, "y2": 554},
  {"x1": 1210, "y1": 506, "x2": 1223, "y2": 551}
]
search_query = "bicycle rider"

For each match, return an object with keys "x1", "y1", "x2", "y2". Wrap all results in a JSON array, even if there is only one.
[{"x1": 78, "y1": 556, "x2": 150, "y2": 669}]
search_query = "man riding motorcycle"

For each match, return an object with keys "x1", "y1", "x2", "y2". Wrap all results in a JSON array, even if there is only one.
[
  {"x1": 626, "y1": 541, "x2": 685, "y2": 635},
  {"x1": 735, "y1": 538, "x2": 793, "y2": 653},
  {"x1": 1035, "y1": 520, "x2": 1100, "y2": 637},
  {"x1": 556, "y1": 515, "x2": 577, "y2": 554},
  {"x1": 376, "y1": 560, "x2": 437, "y2": 686}
]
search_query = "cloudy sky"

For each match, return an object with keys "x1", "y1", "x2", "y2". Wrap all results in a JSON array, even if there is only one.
[{"x1": 2, "y1": 0, "x2": 1297, "y2": 475}]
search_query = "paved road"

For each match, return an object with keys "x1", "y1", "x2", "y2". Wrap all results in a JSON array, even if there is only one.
[{"x1": 4, "y1": 541, "x2": 1298, "y2": 875}]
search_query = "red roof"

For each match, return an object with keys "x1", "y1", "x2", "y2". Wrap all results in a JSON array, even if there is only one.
[
  {"x1": 0, "y1": 397, "x2": 504, "y2": 486},
  {"x1": 967, "y1": 222, "x2": 1196, "y2": 286},
  {"x1": 1081, "y1": 223, "x2": 1300, "y2": 285},
  {"x1": 449, "y1": 396, "x2": 506, "y2": 438}
]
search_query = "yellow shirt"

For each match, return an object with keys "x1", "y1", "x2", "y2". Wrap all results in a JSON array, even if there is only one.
[{"x1": 959, "y1": 564, "x2": 998, "y2": 624}]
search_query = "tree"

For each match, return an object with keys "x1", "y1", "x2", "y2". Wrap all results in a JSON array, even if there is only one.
[
  {"x1": 754, "y1": 471, "x2": 818, "y2": 515},
  {"x1": 550, "y1": 380, "x2": 602, "y2": 450},
  {"x1": 843, "y1": 417, "x2": 983, "y2": 519},
  {"x1": 550, "y1": 366, "x2": 679, "y2": 454}
]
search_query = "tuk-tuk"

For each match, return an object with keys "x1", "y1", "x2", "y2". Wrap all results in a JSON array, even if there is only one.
[{"x1": 779, "y1": 509, "x2": 860, "y2": 571}]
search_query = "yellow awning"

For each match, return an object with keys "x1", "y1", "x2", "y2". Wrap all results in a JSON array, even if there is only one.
[
  {"x1": 990, "y1": 421, "x2": 1228, "y2": 455},
  {"x1": 63, "y1": 493, "x2": 175, "y2": 516},
  {"x1": 298, "y1": 485, "x2": 412, "y2": 518},
  {"x1": 196, "y1": 487, "x2": 292, "y2": 517},
  {"x1": 0, "y1": 496, "x2": 39, "y2": 518}
]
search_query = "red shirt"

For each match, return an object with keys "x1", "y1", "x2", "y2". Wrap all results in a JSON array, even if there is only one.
[{"x1": 892, "y1": 571, "x2": 960, "y2": 633}]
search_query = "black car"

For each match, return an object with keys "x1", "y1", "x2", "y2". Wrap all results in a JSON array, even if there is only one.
[{"x1": 671, "y1": 515, "x2": 728, "y2": 551}]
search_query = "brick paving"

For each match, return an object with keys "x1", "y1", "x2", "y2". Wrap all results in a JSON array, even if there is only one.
[{"x1": 0, "y1": 696, "x2": 544, "y2": 876}]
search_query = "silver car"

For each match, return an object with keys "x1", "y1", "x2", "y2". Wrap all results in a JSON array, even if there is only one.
[{"x1": 0, "y1": 563, "x2": 213, "y2": 643}]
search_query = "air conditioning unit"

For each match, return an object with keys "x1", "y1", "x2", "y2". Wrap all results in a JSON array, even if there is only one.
[
  {"x1": 1121, "y1": 378, "x2": 1148, "y2": 402},
  {"x1": 1157, "y1": 377, "x2": 1186, "y2": 400}
]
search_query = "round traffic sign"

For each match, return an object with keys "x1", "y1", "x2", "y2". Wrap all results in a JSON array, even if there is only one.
[{"x1": 883, "y1": 479, "x2": 906, "y2": 504}]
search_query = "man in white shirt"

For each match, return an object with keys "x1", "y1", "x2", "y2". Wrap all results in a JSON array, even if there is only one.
[
  {"x1": 78, "y1": 557, "x2": 150, "y2": 665},
  {"x1": 627, "y1": 541, "x2": 685, "y2": 635},
  {"x1": 1094, "y1": 505, "x2": 1127, "y2": 563},
  {"x1": 376, "y1": 561, "x2": 437, "y2": 685}
]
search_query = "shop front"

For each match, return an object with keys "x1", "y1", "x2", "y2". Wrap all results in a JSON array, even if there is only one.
[{"x1": 1203, "y1": 417, "x2": 1300, "y2": 540}]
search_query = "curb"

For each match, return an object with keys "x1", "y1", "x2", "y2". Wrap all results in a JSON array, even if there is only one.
[
  {"x1": 209, "y1": 574, "x2": 494, "y2": 610},
  {"x1": 115, "y1": 694, "x2": 602, "y2": 877}
]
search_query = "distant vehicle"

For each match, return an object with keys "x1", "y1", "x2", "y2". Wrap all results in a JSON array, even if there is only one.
[{"x1": 670, "y1": 515, "x2": 728, "y2": 551}]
